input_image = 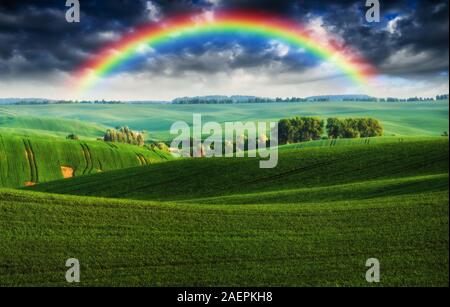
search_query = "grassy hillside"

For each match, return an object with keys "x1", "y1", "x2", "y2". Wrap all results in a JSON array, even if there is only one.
[
  {"x1": 1, "y1": 138, "x2": 448, "y2": 286},
  {"x1": 0, "y1": 115, "x2": 107, "y2": 138},
  {"x1": 0, "y1": 187, "x2": 447, "y2": 286},
  {"x1": 0, "y1": 134, "x2": 172, "y2": 188},
  {"x1": 2, "y1": 100, "x2": 448, "y2": 140},
  {"x1": 31, "y1": 138, "x2": 449, "y2": 202}
]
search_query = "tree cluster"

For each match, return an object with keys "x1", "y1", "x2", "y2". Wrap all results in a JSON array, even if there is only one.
[
  {"x1": 103, "y1": 126, "x2": 144, "y2": 146},
  {"x1": 326, "y1": 118, "x2": 383, "y2": 139},
  {"x1": 278, "y1": 117, "x2": 324, "y2": 144}
]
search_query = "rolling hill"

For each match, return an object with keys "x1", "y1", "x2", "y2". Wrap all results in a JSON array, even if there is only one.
[
  {"x1": 0, "y1": 134, "x2": 172, "y2": 188},
  {"x1": 30, "y1": 137, "x2": 449, "y2": 202},
  {"x1": 1, "y1": 137, "x2": 448, "y2": 286}
]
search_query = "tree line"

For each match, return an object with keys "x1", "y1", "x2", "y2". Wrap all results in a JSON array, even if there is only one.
[
  {"x1": 172, "y1": 94, "x2": 449, "y2": 105},
  {"x1": 278, "y1": 117, "x2": 383, "y2": 145}
]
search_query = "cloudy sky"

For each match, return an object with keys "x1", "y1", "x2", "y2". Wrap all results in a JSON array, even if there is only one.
[{"x1": 0, "y1": 0, "x2": 448, "y2": 100}]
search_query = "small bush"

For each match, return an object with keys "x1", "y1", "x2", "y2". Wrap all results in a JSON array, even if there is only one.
[{"x1": 66, "y1": 134, "x2": 79, "y2": 140}]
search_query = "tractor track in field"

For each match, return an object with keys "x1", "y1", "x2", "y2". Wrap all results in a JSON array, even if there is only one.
[
  {"x1": 151, "y1": 150, "x2": 169, "y2": 161},
  {"x1": 23, "y1": 139, "x2": 38, "y2": 183},
  {"x1": 84, "y1": 144, "x2": 95, "y2": 173},
  {"x1": 0, "y1": 136, "x2": 9, "y2": 185},
  {"x1": 136, "y1": 153, "x2": 147, "y2": 166},
  {"x1": 80, "y1": 143, "x2": 94, "y2": 175},
  {"x1": 97, "y1": 158, "x2": 103, "y2": 172},
  {"x1": 106, "y1": 142, "x2": 118, "y2": 149}
]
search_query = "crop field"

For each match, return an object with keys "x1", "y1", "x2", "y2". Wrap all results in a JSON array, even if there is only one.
[
  {"x1": 0, "y1": 137, "x2": 447, "y2": 286},
  {"x1": 0, "y1": 134, "x2": 171, "y2": 188},
  {"x1": 0, "y1": 102, "x2": 448, "y2": 287},
  {"x1": 1, "y1": 100, "x2": 448, "y2": 140}
]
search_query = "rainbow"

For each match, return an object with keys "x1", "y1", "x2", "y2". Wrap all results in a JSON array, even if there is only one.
[{"x1": 72, "y1": 11, "x2": 377, "y2": 95}]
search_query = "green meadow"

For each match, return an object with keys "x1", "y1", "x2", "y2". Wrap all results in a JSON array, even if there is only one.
[{"x1": 0, "y1": 101, "x2": 448, "y2": 286}]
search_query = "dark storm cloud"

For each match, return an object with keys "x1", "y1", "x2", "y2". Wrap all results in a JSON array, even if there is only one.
[
  {"x1": 315, "y1": 0, "x2": 449, "y2": 76},
  {"x1": 0, "y1": 0, "x2": 151, "y2": 77},
  {"x1": 0, "y1": 0, "x2": 448, "y2": 79}
]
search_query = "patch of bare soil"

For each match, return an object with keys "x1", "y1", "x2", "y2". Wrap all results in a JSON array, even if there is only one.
[{"x1": 61, "y1": 166, "x2": 74, "y2": 178}]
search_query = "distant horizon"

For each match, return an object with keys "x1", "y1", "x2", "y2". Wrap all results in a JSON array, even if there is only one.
[{"x1": 1, "y1": 93, "x2": 448, "y2": 103}]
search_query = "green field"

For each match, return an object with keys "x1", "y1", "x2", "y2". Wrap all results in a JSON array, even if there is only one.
[
  {"x1": 0, "y1": 134, "x2": 171, "y2": 188},
  {"x1": 0, "y1": 138, "x2": 447, "y2": 286},
  {"x1": 1, "y1": 100, "x2": 448, "y2": 140},
  {"x1": 0, "y1": 101, "x2": 448, "y2": 287}
]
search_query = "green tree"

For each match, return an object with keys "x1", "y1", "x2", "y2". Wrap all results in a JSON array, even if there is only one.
[
  {"x1": 278, "y1": 117, "x2": 324, "y2": 144},
  {"x1": 278, "y1": 119, "x2": 293, "y2": 145},
  {"x1": 136, "y1": 134, "x2": 145, "y2": 146},
  {"x1": 326, "y1": 118, "x2": 342, "y2": 139},
  {"x1": 341, "y1": 119, "x2": 360, "y2": 138},
  {"x1": 366, "y1": 118, "x2": 383, "y2": 137}
]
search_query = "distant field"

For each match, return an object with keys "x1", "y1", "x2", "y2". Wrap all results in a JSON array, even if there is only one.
[
  {"x1": 1, "y1": 100, "x2": 448, "y2": 140},
  {"x1": 1, "y1": 138, "x2": 447, "y2": 286},
  {"x1": 0, "y1": 134, "x2": 171, "y2": 188}
]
